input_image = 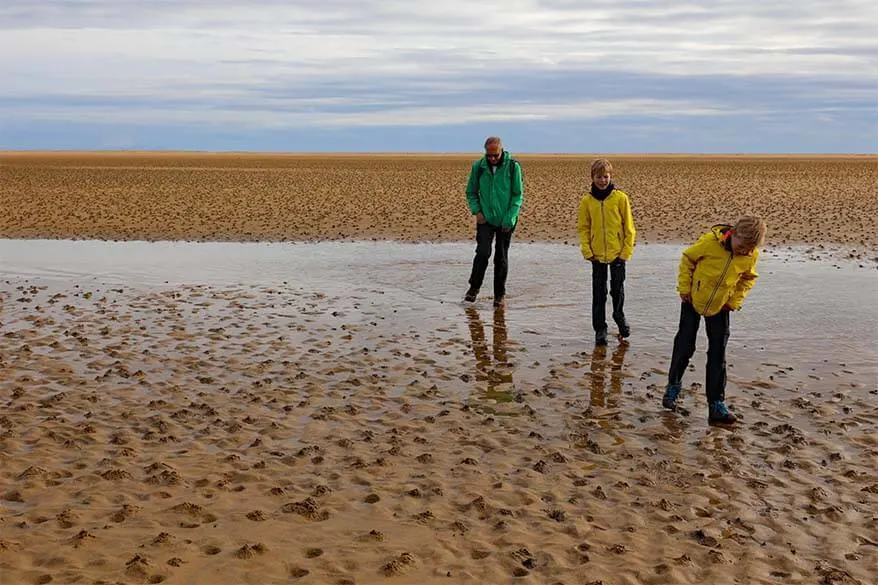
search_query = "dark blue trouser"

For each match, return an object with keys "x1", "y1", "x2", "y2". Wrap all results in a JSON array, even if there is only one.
[{"x1": 668, "y1": 302, "x2": 730, "y2": 403}]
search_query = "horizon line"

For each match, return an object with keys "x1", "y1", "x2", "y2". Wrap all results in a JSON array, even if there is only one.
[{"x1": 2, "y1": 149, "x2": 876, "y2": 157}]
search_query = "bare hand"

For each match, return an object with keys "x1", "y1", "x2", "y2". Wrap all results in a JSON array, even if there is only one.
[
  {"x1": 722, "y1": 303, "x2": 735, "y2": 312},
  {"x1": 476, "y1": 212, "x2": 486, "y2": 224},
  {"x1": 680, "y1": 293, "x2": 692, "y2": 303}
]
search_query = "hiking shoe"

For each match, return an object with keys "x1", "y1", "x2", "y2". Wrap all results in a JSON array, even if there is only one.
[
  {"x1": 595, "y1": 330, "x2": 608, "y2": 346},
  {"x1": 662, "y1": 383, "x2": 682, "y2": 411},
  {"x1": 708, "y1": 401, "x2": 737, "y2": 424},
  {"x1": 493, "y1": 295, "x2": 506, "y2": 308},
  {"x1": 464, "y1": 288, "x2": 478, "y2": 302}
]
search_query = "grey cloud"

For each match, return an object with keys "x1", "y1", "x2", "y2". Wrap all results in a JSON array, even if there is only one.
[{"x1": 1, "y1": 0, "x2": 875, "y2": 150}]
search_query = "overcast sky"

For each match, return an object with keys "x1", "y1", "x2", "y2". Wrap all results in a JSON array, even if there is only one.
[{"x1": 1, "y1": 0, "x2": 876, "y2": 152}]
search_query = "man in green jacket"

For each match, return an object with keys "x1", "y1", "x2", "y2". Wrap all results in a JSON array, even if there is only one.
[{"x1": 464, "y1": 136, "x2": 524, "y2": 308}]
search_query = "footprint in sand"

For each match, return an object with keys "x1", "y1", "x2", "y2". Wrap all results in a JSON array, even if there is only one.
[{"x1": 289, "y1": 566, "x2": 310, "y2": 579}]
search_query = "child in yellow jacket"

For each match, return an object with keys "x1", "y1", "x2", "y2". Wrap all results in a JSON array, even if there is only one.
[
  {"x1": 662, "y1": 216, "x2": 766, "y2": 424},
  {"x1": 577, "y1": 159, "x2": 636, "y2": 345}
]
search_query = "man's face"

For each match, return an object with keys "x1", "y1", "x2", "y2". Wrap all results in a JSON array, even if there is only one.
[{"x1": 485, "y1": 143, "x2": 502, "y2": 163}]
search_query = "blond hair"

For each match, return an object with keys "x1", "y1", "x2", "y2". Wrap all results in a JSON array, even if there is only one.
[
  {"x1": 590, "y1": 158, "x2": 613, "y2": 178},
  {"x1": 734, "y1": 215, "x2": 766, "y2": 247}
]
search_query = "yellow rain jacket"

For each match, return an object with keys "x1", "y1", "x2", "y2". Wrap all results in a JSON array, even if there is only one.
[
  {"x1": 678, "y1": 225, "x2": 760, "y2": 317},
  {"x1": 577, "y1": 187, "x2": 636, "y2": 262}
]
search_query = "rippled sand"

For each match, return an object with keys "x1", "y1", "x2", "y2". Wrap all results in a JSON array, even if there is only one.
[{"x1": 1, "y1": 241, "x2": 875, "y2": 584}]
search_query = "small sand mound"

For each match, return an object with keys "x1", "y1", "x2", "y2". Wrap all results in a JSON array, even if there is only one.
[{"x1": 381, "y1": 552, "x2": 416, "y2": 576}]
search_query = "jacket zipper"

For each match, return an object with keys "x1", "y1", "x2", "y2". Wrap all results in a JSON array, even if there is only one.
[
  {"x1": 702, "y1": 252, "x2": 732, "y2": 315},
  {"x1": 600, "y1": 200, "x2": 607, "y2": 262},
  {"x1": 486, "y1": 163, "x2": 496, "y2": 222},
  {"x1": 485, "y1": 163, "x2": 496, "y2": 222},
  {"x1": 490, "y1": 158, "x2": 507, "y2": 224}
]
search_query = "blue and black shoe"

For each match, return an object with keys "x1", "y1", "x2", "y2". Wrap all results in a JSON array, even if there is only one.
[
  {"x1": 662, "y1": 383, "x2": 682, "y2": 411},
  {"x1": 708, "y1": 401, "x2": 737, "y2": 424}
]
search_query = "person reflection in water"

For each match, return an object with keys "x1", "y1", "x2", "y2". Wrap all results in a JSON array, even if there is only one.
[
  {"x1": 588, "y1": 341, "x2": 629, "y2": 408},
  {"x1": 465, "y1": 306, "x2": 513, "y2": 395}
]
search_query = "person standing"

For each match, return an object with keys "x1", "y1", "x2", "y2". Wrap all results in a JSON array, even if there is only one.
[
  {"x1": 464, "y1": 137, "x2": 524, "y2": 308},
  {"x1": 577, "y1": 158, "x2": 636, "y2": 345}
]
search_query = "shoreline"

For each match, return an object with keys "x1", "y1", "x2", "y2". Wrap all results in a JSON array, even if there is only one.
[
  {"x1": 3, "y1": 150, "x2": 876, "y2": 158},
  {"x1": 2, "y1": 238, "x2": 875, "y2": 270}
]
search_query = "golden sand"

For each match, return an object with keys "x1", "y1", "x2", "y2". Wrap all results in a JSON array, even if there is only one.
[
  {"x1": 3, "y1": 281, "x2": 875, "y2": 584},
  {"x1": 1, "y1": 153, "x2": 876, "y2": 584},
  {"x1": 1, "y1": 153, "x2": 876, "y2": 252}
]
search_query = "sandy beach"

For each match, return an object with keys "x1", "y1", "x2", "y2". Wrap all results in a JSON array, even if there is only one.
[
  {"x1": 2, "y1": 153, "x2": 877, "y2": 255},
  {"x1": 1, "y1": 154, "x2": 876, "y2": 585}
]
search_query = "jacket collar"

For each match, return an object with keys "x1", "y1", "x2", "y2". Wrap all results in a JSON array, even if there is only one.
[{"x1": 590, "y1": 182, "x2": 615, "y2": 201}]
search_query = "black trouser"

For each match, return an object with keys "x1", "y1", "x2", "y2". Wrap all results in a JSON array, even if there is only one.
[
  {"x1": 468, "y1": 223, "x2": 513, "y2": 298},
  {"x1": 667, "y1": 302, "x2": 730, "y2": 403},
  {"x1": 591, "y1": 259, "x2": 626, "y2": 334}
]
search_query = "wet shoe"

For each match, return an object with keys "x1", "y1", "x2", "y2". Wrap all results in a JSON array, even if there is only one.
[
  {"x1": 595, "y1": 330, "x2": 608, "y2": 346},
  {"x1": 708, "y1": 401, "x2": 737, "y2": 424},
  {"x1": 662, "y1": 383, "x2": 681, "y2": 411},
  {"x1": 464, "y1": 288, "x2": 478, "y2": 302},
  {"x1": 493, "y1": 295, "x2": 506, "y2": 308},
  {"x1": 618, "y1": 324, "x2": 631, "y2": 338}
]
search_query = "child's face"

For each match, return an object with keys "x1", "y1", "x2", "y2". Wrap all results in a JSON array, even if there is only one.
[
  {"x1": 592, "y1": 171, "x2": 612, "y2": 189},
  {"x1": 731, "y1": 234, "x2": 756, "y2": 255}
]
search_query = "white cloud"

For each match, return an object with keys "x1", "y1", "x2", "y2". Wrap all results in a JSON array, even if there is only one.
[
  {"x1": 4, "y1": 1, "x2": 876, "y2": 80},
  {"x1": 4, "y1": 98, "x2": 732, "y2": 128},
  {"x1": 0, "y1": 0, "x2": 875, "y2": 134}
]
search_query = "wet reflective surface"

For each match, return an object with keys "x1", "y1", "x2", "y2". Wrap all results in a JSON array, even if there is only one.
[
  {"x1": 3, "y1": 239, "x2": 876, "y2": 384},
  {"x1": 1, "y1": 240, "x2": 877, "y2": 584}
]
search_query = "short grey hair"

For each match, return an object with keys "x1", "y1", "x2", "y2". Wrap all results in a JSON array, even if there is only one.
[{"x1": 484, "y1": 136, "x2": 502, "y2": 149}]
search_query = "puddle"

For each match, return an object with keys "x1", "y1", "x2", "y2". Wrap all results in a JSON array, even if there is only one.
[
  {"x1": 1, "y1": 239, "x2": 876, "y2": 474},
  {"x1": 2, "y1": 239, "x2": 876, "y2": 395}
]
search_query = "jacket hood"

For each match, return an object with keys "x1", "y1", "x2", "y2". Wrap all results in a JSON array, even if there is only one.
[
  {"x1": 710, "y1": 224, "x2": 734, "y2": 251},
  {"x1": 710, "y1": 224, "x2": 733, "y2": 238}
]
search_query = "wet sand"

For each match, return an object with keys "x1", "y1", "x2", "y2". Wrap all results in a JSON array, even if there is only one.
[
  {"x1": 1, "y1": 153, "x2": 877, "y2": 258},
  {"x1": 1, "y1": 241, "x2": 876, "y2": 584}
]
